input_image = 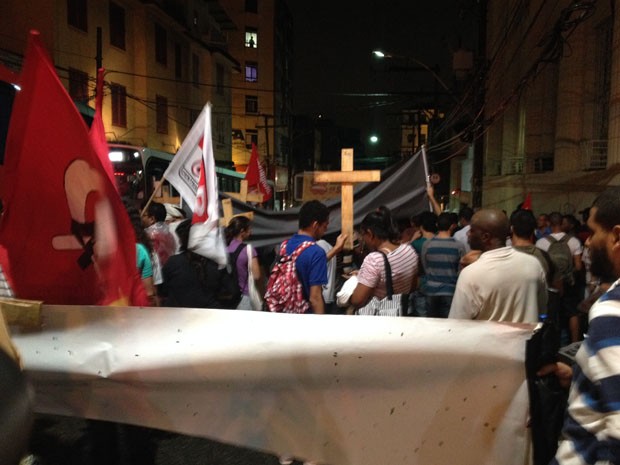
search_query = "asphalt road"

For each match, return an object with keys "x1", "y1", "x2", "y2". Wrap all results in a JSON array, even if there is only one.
[{"x1": 27, "y1": 414, "x2": 287, "y2": 465}]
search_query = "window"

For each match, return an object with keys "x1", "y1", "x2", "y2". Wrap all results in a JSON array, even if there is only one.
[
  {"x1": 245, "y1": 0, "x2": 258, "y2": 13},
  {"x1": 216, "y1": 118, "x2": 225, "y2": 146},
  {"x1": 192, "y1": 53, "x2": 200, "y2": 87},
  {"x1": 156, "y1": 95, "x2": 168, "y2": 134},
  {"x1": 110, "y1": 83, "x2": 127, "y2": 128},
  {"x1": 189, "y1": 108, "x2": 201, "y2": 127},
  {"x1": 245, "y1": 95, "x2": 258, "y2": 114},
  {"x1": 245, "y1": 129, "x2": 258, "y2": 149},
  {"x1": 174, "y1": 43, "x2": 182, "y2": 79},
  {"x1": 68, "y1": 68, "x2": 89, "y2": 103},
  {"x1": 216, "y1": 64, "x2": 224, "y2": 95},
  {"x1": 109, "y1": 2, "x2": 125, "y2": 50},
  {"x1": 245, "y1": 28, "x2": 258, "y2": 48},
  {"x1": 155, "y1": 23, "x2": 167, "y2": 66},
  {"x1": 245, "y1": 61, "x2": 258, "y2": 83},
  {"x1": 67, "y1": 0, "x2": 87, "y2": 32}
]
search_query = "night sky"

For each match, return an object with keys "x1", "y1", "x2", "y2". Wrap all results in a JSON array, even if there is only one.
[{"x1": 285, "y1": 0, "x2": 479, "y2": 157}]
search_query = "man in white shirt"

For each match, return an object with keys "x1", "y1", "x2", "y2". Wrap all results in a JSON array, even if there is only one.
[
  {"x1": 453, "y1": 206, "x2": 473, "y2": 253},
  {"x1": 449, "y1": 208, "x2": 547, "y2": 323}
]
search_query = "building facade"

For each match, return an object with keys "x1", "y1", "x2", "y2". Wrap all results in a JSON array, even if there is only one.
[
  {"x1": 0, "y1": 0, "x2": 238, "y2": 163},
  {"x1": 457, "y1": 0, "x2": 620, "y2": 214},
  {"x1": 223, "y1": 0, "x2": 292, "y2": 198}
]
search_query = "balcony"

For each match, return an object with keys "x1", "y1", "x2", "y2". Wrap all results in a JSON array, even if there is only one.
[{"x1": 580, "y1": 139, "x2": 607, "y2": 170}]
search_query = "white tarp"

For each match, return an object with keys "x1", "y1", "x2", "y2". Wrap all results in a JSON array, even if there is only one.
[{"x1": 12, "y1": 306, "x2": 534, "y2": 465}]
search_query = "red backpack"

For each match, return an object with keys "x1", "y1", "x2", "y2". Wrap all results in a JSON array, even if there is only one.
[{"x1": 264, "y1": 240, "x2": 315, "y2": 313}]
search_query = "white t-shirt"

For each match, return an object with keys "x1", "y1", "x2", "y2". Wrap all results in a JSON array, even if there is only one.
[
  {"x1": 453, "y1": 225, "x2": 471, "y2": 253},
  {"x1": 535, "y1": 232, "x2": 583, "y2": 256},
  {"x1": 449, "y1": 246, "x2": 547, "y2": 323},
  {"x1": 317, "y1": 240, "x2": 337, "y2": 304}
]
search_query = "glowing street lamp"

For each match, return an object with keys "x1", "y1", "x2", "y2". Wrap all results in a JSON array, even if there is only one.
[{"x1": 369, "y1": 135, "x2": 379, "y2": 144}]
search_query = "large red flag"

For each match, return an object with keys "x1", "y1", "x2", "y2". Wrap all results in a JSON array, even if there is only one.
[
  {"x1": 245, "y1": 142, "x2": 272, "y2": 201},
  {"x1": 89, "y1": 68, "x2": 116, "y2": 188},
  {"x1": 0, "y1": 31, "x2": 145, "y2": 306}
]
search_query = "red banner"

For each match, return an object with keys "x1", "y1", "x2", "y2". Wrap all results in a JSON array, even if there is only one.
[{"x1": 0, "y1": 31, "x2": 145, "y2": 305}]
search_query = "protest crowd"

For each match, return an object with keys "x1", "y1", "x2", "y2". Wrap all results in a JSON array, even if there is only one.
[{"x1": 2, "y1": 33, "x2": 620, "y2": 465}]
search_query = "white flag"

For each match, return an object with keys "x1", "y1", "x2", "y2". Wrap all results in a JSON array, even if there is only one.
[
  {"x1": 163, "y1": 104, "x2": 207, "y2": 212},
  {"x1": 184, "y1": 103, "x2": 227, "y2": 266}
]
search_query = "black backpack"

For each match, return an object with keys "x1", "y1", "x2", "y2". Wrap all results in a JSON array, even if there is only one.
[{"x1": 216, "y1": 243, "x2": 245, "y2": 309}]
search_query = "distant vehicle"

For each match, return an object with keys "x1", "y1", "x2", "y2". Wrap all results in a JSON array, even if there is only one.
[{"x1": 108, "y1": 143, "x2": 245, "y2": 205}]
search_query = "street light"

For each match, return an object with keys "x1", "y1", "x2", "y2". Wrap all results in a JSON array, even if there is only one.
[{"x1": 369, "y1": 134, "x2": 379, "y2": 144}]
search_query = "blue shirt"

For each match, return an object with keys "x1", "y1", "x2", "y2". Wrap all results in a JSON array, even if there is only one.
[{"x1": 284, "y1": 234, "x2": 327, "y2": 303}]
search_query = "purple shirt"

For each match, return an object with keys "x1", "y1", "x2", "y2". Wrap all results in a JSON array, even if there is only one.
[{"x1": 227, "y1": 239, "x2": 257, "y2": 295}]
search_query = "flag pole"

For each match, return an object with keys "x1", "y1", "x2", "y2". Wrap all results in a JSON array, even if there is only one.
[
  {"x1": 140, "y1": 175, "x2": 167, "y2": 216},
  {"x1": 421, "y1": 145, "x2": 432, "y2": 211}
]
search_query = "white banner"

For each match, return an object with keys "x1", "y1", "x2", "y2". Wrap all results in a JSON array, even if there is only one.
[
  {"x1": 163, "y1": 104, "x2": 208, "y2": 212},
  {"x1": 12, "y1": 307, "x2": 534, "y2": 465}
]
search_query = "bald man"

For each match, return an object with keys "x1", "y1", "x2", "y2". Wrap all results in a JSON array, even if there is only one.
[{"x1": 448, "y1": 208, "x2": 547, "y2": 323}]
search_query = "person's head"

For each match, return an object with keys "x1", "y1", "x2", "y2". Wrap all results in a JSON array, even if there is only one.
[
  {"x1": 359, "y1": 206, "x2": 399, "y2": 250},
  {"x1": 395, "y1": 217, "x2": 415, "y2": 243},
  {"x1": 468, "y1": 208, "x2": 510, "y2": 252},
  {"x1": 143, "y1": 202, "x2": 166, "y2": 227},
  {"x1": 225, "y1": 216, "x2": 252, "y2": 244},
  {"x1": 510, "y1": 209, "x2": 536, "y2": 241},
  {"x1": 586, "y1": 189, "x2": 620, "y2": 281},
  {"x1": 419, "y1": 211, "x2": 438, "y2": 234},
  {"x1": 537, "y1": 213, "x2": 549, "y2": 230},
  {"x1": 548, "y1": 211, "x2": 563, "y2": 231},
  {"x1": 562, "y1": 214, "x2": 579, "y2": 234},
  {"x1": 458, "y1": 206, "x2": 474, "y2": 226},
  {"x1": 174, "y1": 219, "x2": 192, "y2": 253},
  {"x1": 124, "y1": 200, "x2": 151, "y2": 251},
  {"x1": 437, "y1": 212, "x2": 454, "y2": 232},
  {"x1": 298, "y1": 200, "x2": 330, "y2": 240}
]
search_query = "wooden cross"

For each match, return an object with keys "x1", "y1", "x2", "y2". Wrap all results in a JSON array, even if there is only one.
[
  {"x1": 314, "y1": 148, "x2": 381, "y2": 249},
  {"x1": 224, "y1": 180, "x2": 264, "y2": 204},
  {"x1": 219, "y1": 198, "x2": 254, "y2": 227}
]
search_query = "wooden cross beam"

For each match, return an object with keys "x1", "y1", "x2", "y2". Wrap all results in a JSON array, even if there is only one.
[
  {"x1": 314, "y1": 148, "x2": 381, "y2": 249},
  {"x1": 224, "y1": 180, "x2": 264, "y2": 204},
  {"x1": 220, "y1": 198, "x2": 254, "y2": 227}
]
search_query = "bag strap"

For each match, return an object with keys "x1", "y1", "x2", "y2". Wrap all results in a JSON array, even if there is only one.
[
  {"x1": 378, "y1": 251, "x2": 394, "y2": 300},
  {"x1": 231, "y1": 243, "x2": 245, "y2": 266},
  {"x1": 246, "y1": 244, "x2": 253, "y2": 273}
]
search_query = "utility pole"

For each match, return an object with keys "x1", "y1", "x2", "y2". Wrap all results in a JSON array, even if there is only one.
[
  {"x1": 472, "y1": 0, "x2": 487, "y2": 208},
  {"x1": 95, "y1": 27, "x2": 103, "y2": 99}
]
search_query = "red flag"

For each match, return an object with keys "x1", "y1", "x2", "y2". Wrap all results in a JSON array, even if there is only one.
[
  {"x1": 0, "y1": 31, "x2": 145, "y2": 306},
  {"x1": 522, "y1": 192, "x2": 532, "y2": 210},
  {"x1": 245, "y1": 143, "x2": 272, "y2": 201},
  {"x1": 89, "y1": 68, "x2": 116, "y2": 188}
]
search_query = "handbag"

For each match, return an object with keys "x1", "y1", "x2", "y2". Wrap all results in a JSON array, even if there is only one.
[
  {"x1": 355, "y1": 251, "x2": 409, "y2": 317},
  {"x1": 246, "y1": 244, "x2": 263, "y2": 311}
]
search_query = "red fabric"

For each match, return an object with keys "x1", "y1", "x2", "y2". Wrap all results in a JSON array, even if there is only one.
[
  {"x1": 0, "y1": 31, "x2": 145, "y2": 306},
  {"x1": 522, "y1": 192, "x2": 532, "y2": 211},
  {"x1": 89, "y1": 68, "x2": 116, "y2": 188},
  {"x1": 191, "y1": 158, "x2": 209, "y2": 224},
  {"x1": 245, "y1": 143, "x2": 272, "y2": 201}
]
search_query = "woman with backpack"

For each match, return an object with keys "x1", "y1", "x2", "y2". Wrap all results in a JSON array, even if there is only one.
[
  {"x1": 349, "y1": 206, "x2": 419, "y2": 316},
  {"x1": 225, "y1": 216, "x2": 264, "y2": 310}
]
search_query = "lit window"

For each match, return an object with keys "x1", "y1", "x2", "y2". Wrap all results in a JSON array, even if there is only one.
[
  {"x1": 245, "y1": 29, "x2": 258, "y2": 48},
  {"x1": 245, "y1": 95, "x2": 258, "y2": 114},
  {"x1": 245, "y1": 62, "x2": 258, "y2": 83}
]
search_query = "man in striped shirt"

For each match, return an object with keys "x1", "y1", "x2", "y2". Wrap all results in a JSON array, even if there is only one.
[
  {"x1": 552, "y1": 189, "x2": 620, "y2": 465},
  {"x1": 421, "y1": 212, "x2": 465, "y2": 318}
]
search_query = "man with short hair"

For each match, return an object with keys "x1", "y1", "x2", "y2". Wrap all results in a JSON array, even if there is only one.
[
  {"x1": 143, "y1": 202, "x2": 177, "y2": 268},
  {"x1": 421, "y1": 212, "x2": 465, "y2": 318},
  {"x1": 453, "y1": 206, "x2": 474, "y2": 253},
  {"x1": 536, "y1": 211, "x2": 583, "y2": 342},
  {"x1": 535, "y1": 213, "x2": 551, "y2": 240},
  {"x1": 280, "y1": 200, "x2": 344, "y2": 314},
  {"x1": 449, "y1": 208, "x2": 547, "y2": 323},
  {"x1": 552, "y1": 188, "x2": 620, "y2": 465}
]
